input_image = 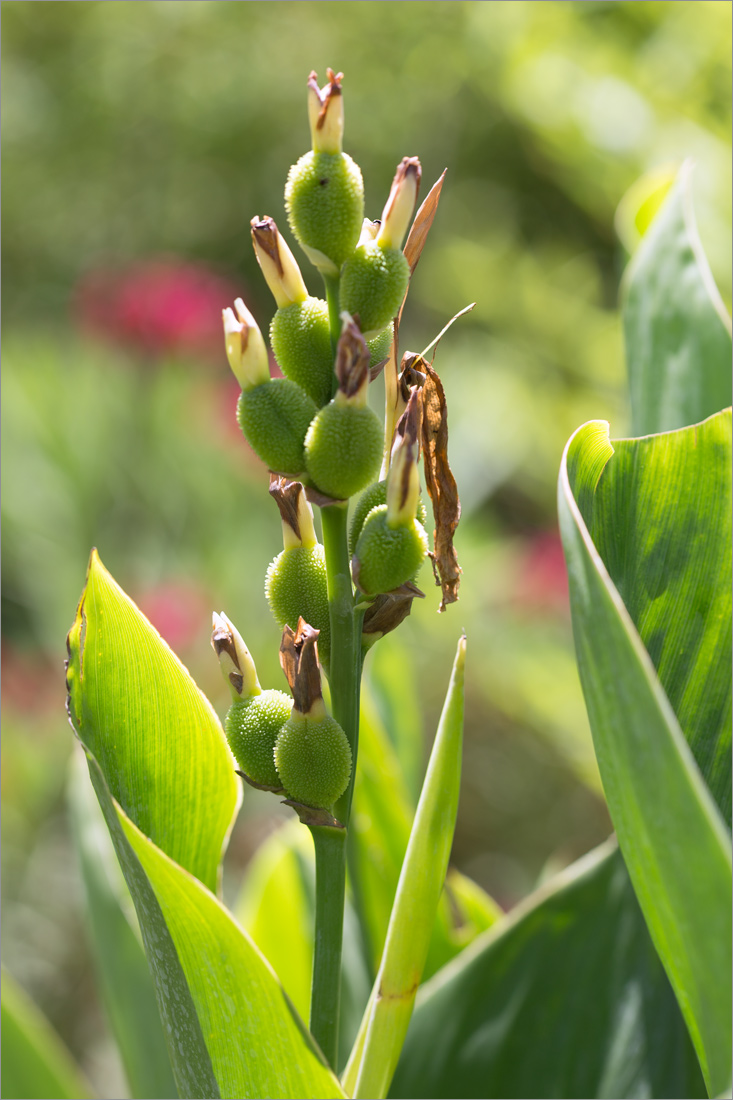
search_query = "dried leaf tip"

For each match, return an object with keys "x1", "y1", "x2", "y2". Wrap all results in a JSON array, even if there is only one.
[
  {"x1": 335, "y1": 312, "x2": 370, "y2": 406},
  {"x1": 307, "y1": 68, "x2": 344, "y2": 154},
  {"x1": 269, "y1": 475, "x2": 317, "y2": 550},
  {"x1": 222, "y1": 298, "x2": 270, "y2": 390},
  {"x1": 211, "y1": 611, "x2": 261, "y2": 699},
  {"x1": 279, "y1": 619, "x2": 325, "y2": 716},
  {"x1": 377, "y1": 157, "x2": 422, "y2": 251},
  {"x1": 250, "y1": 216, "x2": 308, "y2": 308}
]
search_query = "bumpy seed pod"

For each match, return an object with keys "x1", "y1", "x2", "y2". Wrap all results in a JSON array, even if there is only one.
[
  {"x1": 352, "y1": 386, "x2": 428, "y2": 594},
  {"x1": 265, "y1": 478, "x2": 330, "y2": 670},
  {"x1": 223, "y1": 298, "x2": 317, "y2": 477},
  {"x1": 226, "y1": 691, "x2": 291, "y2": 789},
  {"x1": 305, "y1": 403, "x2": 383, "y2": 501},
  {"x1": 339, "y1": 157, "x2": 421, "y2": 338},
  {"x1": 339, "y1": 243, "x2": 409, "y2": 338},
  {"x1": 275, "y1": 709, "x2": 352, "y2": 810},
  {"x1": 353, "y1": 504, "x2": 428, "y2": 595},
  {"x1": 304, "y1": 314, "x2": 383, "y2": 500},
  {"x1": 286, "y1": 152, "x2": 364, "y2": 272},
  {"x1": 250, "y1": 217, "x2": 335, "y2": 409},
  {"x1": 237, "y1": 379, "x2": 317, "y2": 477},
  {"x1": 349, "y1": 479, "x2": 427, "y2": 557},
  {"x1": 270, "y1": 297, "x2": 334, "y2": 408},
  {"x1": 367, "y1": 325, "x2": 393, "y2": 371},
  {"x1": 277, "y1": 620, "x2": 352, "y2": 812},
  {"x1": 211, "y1": 612, "x2": 291, "y2": 790},
  {"x1": 284, "y1": 70, "x2": 364, "y2": 274}
]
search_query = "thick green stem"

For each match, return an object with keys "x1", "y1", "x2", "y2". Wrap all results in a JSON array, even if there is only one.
[
  {"x1": 321, "y1": 504, "x2": 360, "y2": 821},
  {"x1": 309, "y1": 824, "x2": 347, "y2": 1069},
  {"x1": 308, "y1": 502, "x2": 360, "y2": 1069}
]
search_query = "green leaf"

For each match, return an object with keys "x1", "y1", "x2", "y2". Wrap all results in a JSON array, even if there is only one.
[
  {"x1": 389, "y1": 842, "x2": 706, "y2": 1100},
  {"x1": 558, "y1": 413, "x2": 732, "y2": 1096},
  {"x1": 234, "y1": 818, "x2": 372, "y2": 1075},
  {"x1": 84, "y1": 750, "x2": 345, "y2": 1100},
  {"x1": 350, "y1": 685, "x2": 499, "y2": 984},
  {"x1": 67, "y1": 747, "x2": 178, "y2": 1100},
  {"x1": 66, "y1": 551, "x2": 345, "y2": 1099},
  {"x1": 622, "y1": 162, "x2": 732, "y2": 437},
  {"x1": 344, "y1": 635, "x2": 466, "y2": 1100},
  {"x1": 66, "y1": 548, "x2": 239, "y2": 893},
  {"x1": 1, "y1": 969, "x2": 93, "y2": 1100},
  {"x1": 235, "y1": 820, "x2": 315, "y2": 1028}
]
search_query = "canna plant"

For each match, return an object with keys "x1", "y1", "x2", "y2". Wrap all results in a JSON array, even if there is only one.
[{"x1": 4, "y1": 72, "x2": 729, "y2": 1100}]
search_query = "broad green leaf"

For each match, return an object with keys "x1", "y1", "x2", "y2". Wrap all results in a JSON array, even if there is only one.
[
  {"x1": 558, "y1": 413, "x2": 732, "y2": 1096},
  {"x1": 1, "y1": 969, "x2": 93, "y2": 1100},
  {"x1": 622, "y1": 162, "x2": 732, "y2": 437},
  {"x1": 85, "y1": 750, "x2": 345, "y2": 1100},
  {"x1": 389, "y1": 842, "x2": 706, "y2": 1100},
  {"x1": 67, "y1": 552, "x2": 345, "y2": 1099},
  {"x1": 66, "y1": 548, "x2": 239, "y2": 893},
  {"x1": 67, "y1": 747, "x2": 178, "y2": 1100},
  {"x1": 345, "y1": 635, "x2": 466, "y2": 1100}
]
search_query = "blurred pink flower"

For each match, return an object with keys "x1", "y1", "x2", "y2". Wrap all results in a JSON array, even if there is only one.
[
  {"x1": 512, "y1": 531, "x2": 569, "y2": 615},
  {"x1": 135, "y1": 580, "x2": 211, "y2": 652},
  {"x1": 74, "y1": 258, "x2": 242, "y2": 363}
]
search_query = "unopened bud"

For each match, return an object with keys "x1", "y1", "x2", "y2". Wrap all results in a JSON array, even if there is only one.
[
  {"x1": 376, "y1": 157, "x2": 422, "y2": 250},
  {"x1": 222, "y1": 299, "x2": 270, "y2": 390},
  {"x1": 386, "y1": 388, "x2": 422, "y2": 526},
  {"x1": 211, "y1": 611, "x2": 261, "y2": 700},
  {"x1": 358, "y1": 218, "x2": 380, "y2": 247},
  {"x1": 251, "y1": 217, "x2": 308, "y2": 308},
  {"x1": 334, "y1": 312, "x2": 370, "y2": 408},
  {"x1": 306, "y1": 68, "x2": 344, "y2": 155},
  {"x1": 269, "y1": 475, "x2": 318, "y2": 550}
]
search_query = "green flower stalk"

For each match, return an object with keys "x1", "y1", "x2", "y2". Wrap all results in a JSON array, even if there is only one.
[
  {"x1": 340, "y1": 157, "x2": 421, "y2": 337},
  {"x1": 211, "y1": 611, "x2": 291, "y2": 790},
  {"x1": 265, "y1": 476, "x2": 331, "y2": 672},
  {"x1": 251, "y1": 216, "x2": 335, "y2": 407},
  {"x1": 285, "y1": 69, "x2": 365, "y2": 275},
  {"x1": 304, "y1": 314, "x2": 384, "y2": 500},
  {"x1": 223, "y1": 297, "x2": 317, "y2": 477}
]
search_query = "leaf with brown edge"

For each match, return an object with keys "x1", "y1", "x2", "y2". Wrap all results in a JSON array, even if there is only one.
[{"x1": 421, "y1": 362, "x2": 461, "y2": 611}]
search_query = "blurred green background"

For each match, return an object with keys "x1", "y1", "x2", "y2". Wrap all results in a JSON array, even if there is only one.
[{"x1": 2, "y1": 2, "x2": 730, "y2": 1095}]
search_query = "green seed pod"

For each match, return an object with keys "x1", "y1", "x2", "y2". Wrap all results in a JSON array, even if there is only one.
[
  {"x1": 304, "y1": 402, "x2": 383, "y2": 500},
  {"x1": 349, "y1": 480, "x2": 427, "y2": 557},
  {"x1": 270, "y1": 297, "x2": 334, "y2": 408},
  {"x1": 274, "y1": 709, "x2": 352, "y2": 809},
  {"x1": 367, "y1": 325, "x2": 393, "y2": 371},
  {"x1": 265, "y1": 545, "x2": 330, "y2": 670},
  {"x1": 353, "y1": 504, "x2": 428, "y2": 595},
  {"x1": 225, "y1": 691, "x2": 292, "y2": 789},
  {"x1": 237, "y1": 379, "x2": 317, "y2": 476},
  {"x1": 339, "y1": 242, "x2": 410, "y2": 338},
  {"x1": 285, "y1": 151, "x2": 364, "y2": 272}
]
